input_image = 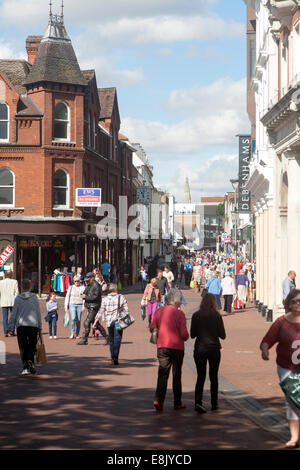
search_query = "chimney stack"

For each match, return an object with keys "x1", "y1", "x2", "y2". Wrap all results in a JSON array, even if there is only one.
[{"x1": 26, "y1": 36, "x2": 43, "y2": 65}]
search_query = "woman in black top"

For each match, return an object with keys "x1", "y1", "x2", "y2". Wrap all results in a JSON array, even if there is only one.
[{"x1": 191, "y1": 293, "x2": 226, "y2": 413}]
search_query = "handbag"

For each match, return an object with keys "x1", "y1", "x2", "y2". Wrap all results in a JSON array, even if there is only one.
[
  {"x1": 117, "y1": 295, "x2": 135, "y2": 329},
  {"x1": 36, "y1": 331, "x2": 47, "y2": 364},
  {"x1": 201, "y1": 288, "x2": 208, "y2": 298},
  {"x1": 150, "y1": 327, "x2": 158, "y2": 344},
  {"x1": 280, "y1": 367, "x2": 300, "y2": 410}
]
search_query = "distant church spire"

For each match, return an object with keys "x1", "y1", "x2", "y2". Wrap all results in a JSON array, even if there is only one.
[{"x1": 184, "y1": 176, "x2": 191, "y2": 203}]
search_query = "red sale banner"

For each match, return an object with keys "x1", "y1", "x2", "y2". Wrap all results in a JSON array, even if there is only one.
[{"x1": 0, "y1": 245, "x2": 14, "y2": 267}]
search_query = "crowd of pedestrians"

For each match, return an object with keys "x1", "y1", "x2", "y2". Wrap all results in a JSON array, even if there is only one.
[{"x1": 2, "y1": 248, "x2": 300, "y2": 450}]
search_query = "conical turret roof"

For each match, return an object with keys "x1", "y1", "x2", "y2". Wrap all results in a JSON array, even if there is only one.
[{"x1": 24, "y1": 11, "x2": 86, "y2": 87}]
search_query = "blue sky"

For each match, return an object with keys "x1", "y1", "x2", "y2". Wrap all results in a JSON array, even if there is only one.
[{"x1": 0, "y1": 0, "x2": 249, "y2": 202}]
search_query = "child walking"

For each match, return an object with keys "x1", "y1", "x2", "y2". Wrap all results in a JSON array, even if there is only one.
[{"x1": 46, "y1": 293, "x2": 59, "y2": 339}]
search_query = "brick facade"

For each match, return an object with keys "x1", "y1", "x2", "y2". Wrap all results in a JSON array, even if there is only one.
[{"x1": 0, "y1": 11, "x2": 133, "y2": 292}]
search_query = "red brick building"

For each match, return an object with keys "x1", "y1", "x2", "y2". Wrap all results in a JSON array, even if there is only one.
[{"x1": 0, "y1": 10, "x2": 133, "y2": 293}]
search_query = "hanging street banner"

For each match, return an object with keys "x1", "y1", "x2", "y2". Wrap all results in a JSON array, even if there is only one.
[
  {"x1": 0, "y1": 245, "x2": 14, "y2": 268},
  {"x1": 238, "y1": 135, "x2": 251, "y2": 213}
]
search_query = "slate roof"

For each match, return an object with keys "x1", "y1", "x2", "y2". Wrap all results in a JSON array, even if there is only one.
[
  {"x1": 24, "y1": 15, "x2": 86, "y2": 88},
  {"x1": 24, "y1": 39, "x2": 87, "y2": 87},
  {"x1": 0, "y1": 60, "x2": 32, "y2": 95},
  {"x1": 98, "y1": 87, "x2": 117, "y2": 119}
]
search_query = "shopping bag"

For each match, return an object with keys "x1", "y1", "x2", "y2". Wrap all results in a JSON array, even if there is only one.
[
  {"x1": 280, "y1": 367, "x2": 300, "y2": 410},
  {"x1": 64, "y1": 311, "x2": 70, "y2": 327},
  {"x1": 141, "y1": 305, "x2": 146, "y2": 321},
  {"x1": 190, "y1": 280, "x2": 195, "y2": 289},
  {"x1": 118, "y1": 281, "x2": 123, "y2": 291},
  {"x1": 36, "y1": 332, "x2": 47, "y2": 364}
]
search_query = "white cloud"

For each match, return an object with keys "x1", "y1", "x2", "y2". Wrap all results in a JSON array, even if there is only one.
[
  {"x1": 0, "y1": 40, "x2": 25, "y2": 60},
  {"x1": 164, "y1": 154, "x2": 239, "y2": 202},
  {"x1": 0, "y1": 0, "x2": 217, "y2": 26},
  {"x1": 97, "y1": 15, "x2": 243, "y2": 45},
  {"x1": 120, "y1": 78, "x2": 249, "y2": 156},
  {"x1": 78, "y1": 54, "x2": 145, "y2": 88}
]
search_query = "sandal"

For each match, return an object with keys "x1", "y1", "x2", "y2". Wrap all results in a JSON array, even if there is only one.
[{"x1": 285, "y1": 440, "x2": 299, "y2": 449}]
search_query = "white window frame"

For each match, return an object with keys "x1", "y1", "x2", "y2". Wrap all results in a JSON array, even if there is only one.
[
  {"x1": 53, "y1": 168, "x2": 69, "y2": 209},
  {"x1": 0, "y1": 102, "x2": 9, "y2": 143},
  {"x1": 0, "y1": 167, "x2": 15, "y2": 207},
  {"x1": 54, "y1": 102, "x2": 70, "y2": 142}
]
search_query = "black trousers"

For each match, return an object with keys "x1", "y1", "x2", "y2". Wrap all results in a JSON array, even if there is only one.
[
  {"x1": 17, "y1": 326, "x2": 39, "y2": 369},
  {"x1": 155, "y1": 348, "x2": 184, "y2": 406},
  {"x1": 223, "y1": 295, "x2": 233, "y2": 313},
  {"x1": 194, "y1": 349, "x2": 221, "y2": 407},
  {"x1": 184, "y1": 271, "x2": 192, "y2": 286}
]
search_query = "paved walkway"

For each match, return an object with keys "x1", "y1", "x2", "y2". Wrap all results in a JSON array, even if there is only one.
[{"x1": 0, "y1": 287, "x2": 294, "y2": 450}]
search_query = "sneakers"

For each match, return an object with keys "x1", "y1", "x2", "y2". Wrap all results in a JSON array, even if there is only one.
[
  {"x1": 27, "y1": 360, "x2": 36, "y2": 375},
  {"x1": 195, "y1": 404, "x2": 207, "y2": 414},
  {"x1": 49, "y1": 336, "x2": 52, "y2": 339},
  {"x1": 154, "y1": 401, "x2": 163, "y2": 412},
  {"x1": 21, "y1": 369, "x2": 30, "y2": 376}
]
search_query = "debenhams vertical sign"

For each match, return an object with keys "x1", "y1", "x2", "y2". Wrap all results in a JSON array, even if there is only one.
[{"x1": 238, "y1": 135, "x2": 251, "y2": 212}]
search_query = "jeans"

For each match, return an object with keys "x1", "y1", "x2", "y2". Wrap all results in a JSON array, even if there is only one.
[
  {"x1": 2, "y1": 307, "x2": 12, "y2": 334},
  {"x1": 185, "y1": 271, "x2": 192, "y2": 286},
  {"x1": 214, "y1": 294, "x2": 222, "y2": 309},
  {"x1": 69, "y1": 304, "x2": 82, "y2": 336},
  {"x1": 194, "y1": 349, "x2": 221, "y2": 407},
  {"x1": 108, "y1": 322, "x2": 123, "y2": 360},
  {"x1": 141, "y1": 279, "x2": 147, "y2": 292},
  {"x1": 49, "y1": 316, "x2": 57, "y2": 337},
  {"x1": 17, "y1": 326, "x2": 39, "y2": 370},
  {"x1": 155, "y1": 348, "x2": 184, "y2": 406}
]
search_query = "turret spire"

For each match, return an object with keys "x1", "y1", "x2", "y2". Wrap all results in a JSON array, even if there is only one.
[{"x1": 184, "y1": 176, "x2": 192, "y2": 204}]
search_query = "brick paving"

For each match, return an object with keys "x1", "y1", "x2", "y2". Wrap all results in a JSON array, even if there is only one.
[{"x1": 0, "y1": 286, "x2": 294, "y2": 450}]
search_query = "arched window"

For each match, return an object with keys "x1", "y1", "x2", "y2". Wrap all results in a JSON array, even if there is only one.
[
  {"x1": 0, "y1": 168, "x2": 14, "y2": 206},
  {"x1": 54, "y1": 102, "x2": 70, "y2": 141},
  {"x1": 0, "y1": 103, "x2": 9, "y2": 141},
  {"x1": 53, "y1": 169, "x2": 69, "y2": 208}
]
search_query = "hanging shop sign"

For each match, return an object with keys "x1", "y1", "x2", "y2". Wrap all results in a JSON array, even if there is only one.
[
  {"x1": 238, "y1": 135, "x2": 251, "y2": 213},
  {"x1": 0, "y1": 245, "x2": 14, "y2": 268},
  {"x1": 76, "y1": 188, "x2": 102, "y2": 207}
]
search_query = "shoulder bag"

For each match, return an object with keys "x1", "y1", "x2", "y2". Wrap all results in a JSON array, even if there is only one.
[{"x1": 117, "y1": 295, "x2": 135, "y2": 329}]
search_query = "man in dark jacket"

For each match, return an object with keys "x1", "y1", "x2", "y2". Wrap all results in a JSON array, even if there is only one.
[
  {"x1": 77, "y1": 272, "x2": 107, "y2": 345},
  {"x1": 156, "y1": 270, "x2": 169, "y2": 306}
]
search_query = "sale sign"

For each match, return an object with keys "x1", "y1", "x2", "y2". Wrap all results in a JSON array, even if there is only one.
[
  {"x1": 76, "y1": 188, "x2": 102, "y2": 207},
  {"x1": 0, "y1": 245, "x2": 14, "y2": 268}
]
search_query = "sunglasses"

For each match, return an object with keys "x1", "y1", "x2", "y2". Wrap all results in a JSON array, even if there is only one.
[{"x1": 291, "y1": 299, "x2": 300, "y2": 305}]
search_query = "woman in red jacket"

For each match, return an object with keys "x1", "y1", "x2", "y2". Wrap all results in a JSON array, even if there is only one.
[
  {"x1": 260, "y1": 288, "x2": 300, "y2": 448},
  {"x1": 150, "y1": 289, "x2": 189, "y2": 412},
  {"x1": 143, "y1": 278, "x2": 162, "y2": 328}
]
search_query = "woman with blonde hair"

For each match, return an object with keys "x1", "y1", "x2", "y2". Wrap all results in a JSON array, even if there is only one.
[
  {"x1": 65, "y1": 275, "x2": 85, "y2": 339},
  {"x1": 143, "y1": 278, "x2": 162, "y2": 327}
]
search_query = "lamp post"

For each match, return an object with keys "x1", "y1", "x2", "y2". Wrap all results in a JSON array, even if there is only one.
[{"x1": 230, "y1": 178, "x2": 239, "y2": 277}]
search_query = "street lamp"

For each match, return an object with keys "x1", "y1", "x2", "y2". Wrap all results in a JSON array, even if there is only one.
[{"x1": 230, "y1": 178, "x2": 239, "y2": 277}]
